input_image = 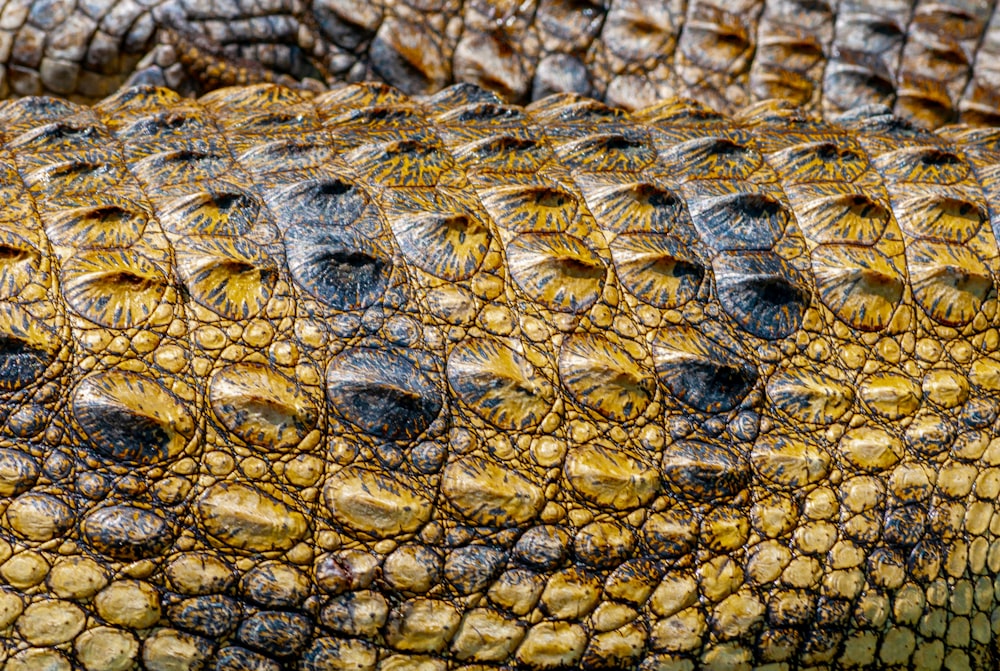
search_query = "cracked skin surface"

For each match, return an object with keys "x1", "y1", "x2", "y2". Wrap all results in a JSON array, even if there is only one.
[
  {"x1": 7, "y1": 0, "x2": 1000, "y2": 128},
  {"x1": 0, "y1": 81, "x2": 999, "y2": 669}
]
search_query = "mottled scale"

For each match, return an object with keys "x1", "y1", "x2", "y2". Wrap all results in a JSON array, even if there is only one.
[
  {"x1": 209, "y1": 363, "x2": 319, "y2": 451},
  {"x1": 608, "y1": 232, "x2": 706, "y2": 308},
  {"x1": 809, "y1": 244, "x2": 905, "y2": 331},
  {"x1": 44, "y1": 195, "x2": 151, "y2": 249},
  {"x1": 172, "y1": 236, "x2": 280, "y2": 320},
  {"x1": 557, "y1": 333, "x2": 654, "y2": 422},
  {"x1": 786, "y1": 187, "x2": 893, "y2": 245},
  {"x1": 447, "y1": 338, "x2": 554, "y2": 431},
  {"x1": 505, "y1": 232, "x2": 608, "y2": 314},
  {"x1": 478, "y1": 181, "x2": 580, "y2": 234},
  {"x1": 60, "y1": 250, "x2": 170, "y2": 328},
  {"x1": 72, "y1": 371, "x2": 194, "y2": 465},
  {"x1": 766, "y1": 366, "x2": 855, "y2": 424},
  {"x1": 661, "y1": 440, "x2": 750, "y2": 501},
  {"x1": 382, "y1": 188, "x2": 492, "y2": 282},
  {"x1": 906, "y1": 239, "x2": 993, "y2": 325}
]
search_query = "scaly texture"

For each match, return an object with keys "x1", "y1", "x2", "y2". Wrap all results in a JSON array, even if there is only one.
[
  {"x1": 0, "y1": 82, "x2": 1000, "y2": 669},
  {"x1": 4, "y1": 0, "x2": 1000, "y2": 128}
]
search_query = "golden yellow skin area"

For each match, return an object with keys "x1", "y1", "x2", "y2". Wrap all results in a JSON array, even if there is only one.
[{"x1": 0, "y1": 83, "x2": 999, "y2": 670}]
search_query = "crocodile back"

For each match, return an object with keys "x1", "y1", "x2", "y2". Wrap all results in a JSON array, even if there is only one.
[
  {"x1": 1, "y1": 83, "x2": 1000, "y2": 669},
  {"x1": 5, "y1": 0, "x2": 1000, "y2": 129}
]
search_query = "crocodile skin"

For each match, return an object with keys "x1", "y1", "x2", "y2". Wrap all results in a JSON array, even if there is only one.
[
  {"x1": 0, "y1": 81, "x2": 999, "y2": 669},
  {"x1": 4, "y1": 0, "x2": 1000, "y2": 128}
]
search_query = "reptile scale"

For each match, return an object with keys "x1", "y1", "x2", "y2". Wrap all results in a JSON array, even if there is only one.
[{"x1": 0, "y1": 1, "x2": 1000, "y2": 671}]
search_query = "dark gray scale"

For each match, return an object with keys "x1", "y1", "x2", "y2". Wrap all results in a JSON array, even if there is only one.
[
  {"x1": 0, "y1": 336, "x2": 54, "y2": 392},
  {"x1": 651, "y1": 326, "x2": 758, "y2": 413},
  {"x1": 326, "y1": 349, "x2": 442, "y2": 442},
  {"x1": 444, "y1": 545, "x2": 507, "y2": 595},
  {"x1": 237, "y1": 612, "x2": 315, "y2": 659},
  {"x1": 81, "y1": 504, "x2": 175, "y2": 561},
  {"x1": 268, "y1": 178, "x2": 369, "y2": 227},
  {"x1": 533, "y1": 54, "x2": 595, "y2": 101},
  {"x1": 167, "y1": 595, "x2": 243, "y2": 638},
  {"x1": 685, "y1": 189, "x2": 788, "y2": 251},
  {"x1": 660, "y1": 440, "x2": 749, "y2": 501},
  {"x1": 274, "y1": 181, "x2": 392, "y2": 312},
  {"x1": 512, "y1": 525, "x2": 570, "y2": 570},
  {"x1": 712, "y1": 251, "x2": 810, "y2": 340},
  {"x1": 214, "y1": 646, "x2": 281, "y2": 671},
  {"x1": 114, "y1": 109, "x2": 217, "y2": 153}
]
